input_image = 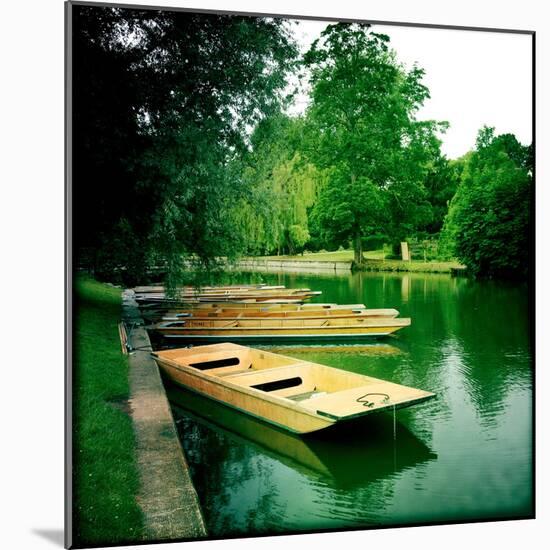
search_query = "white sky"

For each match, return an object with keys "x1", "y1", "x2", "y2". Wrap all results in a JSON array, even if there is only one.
[{"x1": 288, "y1": 19, "x2": 532, "y2": 159}]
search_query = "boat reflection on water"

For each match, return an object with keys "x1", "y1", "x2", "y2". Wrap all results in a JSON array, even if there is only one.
[
  {"x1": 156, "y1": 340, "x2": 404, "y2": 356},
  {"x1": 258, "y1": 342, "x2": 405, "y2": 357},
  {"x1": 167, "y1": 383, "x2": 437, "y2": 489}
]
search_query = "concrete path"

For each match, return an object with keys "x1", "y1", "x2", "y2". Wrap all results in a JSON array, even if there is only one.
[{"x1": 122, "y1": 291, "x2": 207, "y2": 541}]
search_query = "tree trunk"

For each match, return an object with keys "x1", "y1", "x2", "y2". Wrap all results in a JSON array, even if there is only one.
[
  {"x1": 354, "y1": 229, "x2": 364, "y2": 266},
  {"x1": 350, "y1": 172, "x2": 364, "y2": 267}
]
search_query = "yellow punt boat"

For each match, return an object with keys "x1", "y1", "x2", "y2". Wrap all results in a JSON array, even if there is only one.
[
  {"x1": 134, "y1": 284, "x2": 285, "y2": 294},
  {"x1": 173, "y1": 302, "x2": 366, "y2": 310},
  {"x1": 139, "y1": 299, "x2": 313, "y2": 317},
  {"x1": 141, "y1": 302, "x2": 370, "y2": 323},
  {"x1": 134, "y1": 288, "x2": 321, "y2": 302},
  {"x1": 135, "y1": 290, "x2": 315, "y2": 299},
  {"x1": 162, "y1": 307, "x2": 399, "y2": 322},
  {"x1": 153, "y1": 343, "x2": 435, "y2": 434},
  {"x1": 139, "y1": 297, "x2": 309, "y2": 308},
  {"x1": 134, "y1": 291, "x2": 320, "y2": 306},
  {"x1": 149, "y1": 316, "x2": 410, "y2": 342},
  {"x1": 142, "y1": 302, "x2": 367, "y2": 315}
]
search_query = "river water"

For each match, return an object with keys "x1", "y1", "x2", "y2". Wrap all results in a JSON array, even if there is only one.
[{"x1": 167, "y1": 271, "x2": 533, "y2": 536}]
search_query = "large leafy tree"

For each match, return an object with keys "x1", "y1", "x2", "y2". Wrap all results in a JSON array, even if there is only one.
[
  {"x1": 72, "y1": 6, "x2": 298, "y2": 282},
  {"x1": 441, "y1": 127, "x2": 532, "y2": 279},
  {"x1": 302, "y1": 23, "x2": 446, "y2": 265}
]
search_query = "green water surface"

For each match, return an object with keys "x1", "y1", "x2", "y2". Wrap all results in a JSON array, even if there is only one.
[{"x1": 168, "y1": 271, "x2": 533, "y2": 536}]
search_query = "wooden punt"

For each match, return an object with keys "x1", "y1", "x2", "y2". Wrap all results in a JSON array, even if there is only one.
[
  {"x1": 141, "y1": 302, "x2": 367, "y2": 314},
  {"x1": 134, "y1": 291, "x2": 321, "y2": 304},
  {"x1": 133, "y1": 284, "x2": 285, "y2": 293},
  {"x1": 161, "y1": 307, "x2": 399, "y2": 322},
  {"x1": 137, "y1": 297, "x2": 308, "y2": 307},
  {"x1": 149, "y1": 316, "x2": 411, "y2": 343},
  {"x1": 153, "y1": 343, "x2": 434, "y2": 434},
  {"x1": 136, "y1": 292, "x2": 309, "y2": 301},
  {"x1": 134, "y1": 287, "x2": 318, "y2": 299},
  {"x1": 141, "y1": 300, "x2": 311, "y2": 313},
  {"x1": 140, "y1": 302, "x2": 369, "y2": 322}
]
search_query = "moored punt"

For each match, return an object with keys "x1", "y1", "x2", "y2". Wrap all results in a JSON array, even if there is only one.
[
  {"x1": 133, "y1": 284, "x2": 285, "y2": 294},
  {"x1": 140, "y1": 302, "x2": 368, "y2": 322},
  {"x1": 141, "y1": 302, "x2": 366, "y2": 314},
  {"x1": 161, "y1": 307, "x2": 399, "y2": 322},
  {"x1": 134, "y1": 289, "x2": 322, "y2": 304},
  {"x1": 137, "y1": 297, "x2": 308, "y2": 307},
  {"x1": 139, "y1": 301, "x2": 366, "y2": 316},
  {"x1": 134, "y1": 286, "x2": 316, "y2": 299},
  {"x1": 148, "y1": 315, "x2": 411, "y2": 343},
  {"x1": 152, "y1": 343, "x2": 434, "y2": 434}
]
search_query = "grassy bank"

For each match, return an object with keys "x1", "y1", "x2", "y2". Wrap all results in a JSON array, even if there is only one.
[
  {"x1": 73, "y1": 277, "x2": 144, "y2": 546},
  {"x1": 354, "y1": 258, "x2": 464, "y2": 274},
  {"x1": 254, "y1": 249, "x2": 464, "y2": 274}
]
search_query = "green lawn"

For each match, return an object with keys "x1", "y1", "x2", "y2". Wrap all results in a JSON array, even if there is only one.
[
  {"x1": 72, "y1": 276, "x2": 144, "y2": 546},
  {"x1": 356, "y1": 258, "x2": 464, "y2": 273}
]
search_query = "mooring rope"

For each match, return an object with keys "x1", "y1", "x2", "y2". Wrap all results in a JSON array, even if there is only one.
[
  {"x1": 122, "y1": 321, "x2": 152, "y2": 353},
  {"x1": 393, "y1": 403, "x2": 396, "y2": 440},
  {"x1": 356, "y1": 392, "x2": 390, "y2": 408}
]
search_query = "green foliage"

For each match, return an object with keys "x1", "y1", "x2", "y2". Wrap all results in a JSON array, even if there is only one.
[
  {"x1": 74, "y1": 10, "x2": 531, "y2": 282},
  {"x1": 239, "y1": 115, "x2": 321, "y2": 254},
  {"x1": 441, "y1": 127, "x2": 532, "y2": 279},
  {"x1": 73, "y1": 6, "x2": 298, "y2": 282},
  {"x1": 73, "y1": 277, "x2": 144, "y2": 545},
  {"x1": 94, "y1": 218, "x2": 152, "y2": 286},
  {"x1": 288, "y1": 224, "x2": 310, "y2": 253},
  {"x1": 421, "y1": 155, "x2": 461, "y2": 234},
  {"x1": 312, "y1": 170, "x2": 386, "y2": 250},
  {"x1": 363, "y1": 234, "x2": 388, "y2": 252},
  {"x1": 302, "y1": 23, "x2": 447, "y2": 263}
]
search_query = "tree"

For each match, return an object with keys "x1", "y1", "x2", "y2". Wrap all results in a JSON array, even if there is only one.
[
  {"x1": 239, "y1": 115, "x2": 320, "y2": 255},
  {"x1": 302, "y1": 23, "x2": 446, "y2": 265},
  {"x1": 441, "y1": 127, "x2": 532, "y2": 279},
  {"x1": 417, "y1": 154, "x2": 461, "y2": 235},
  {"x1": 288, "y1": 224, "x2": 310, "y2": 254},
  {"x1": 72, "y1": 6, "x2": 298, "y2": 283}
]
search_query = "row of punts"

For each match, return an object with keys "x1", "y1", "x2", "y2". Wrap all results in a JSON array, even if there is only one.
[
  {"x1": 134, "y1": 284, "x2": 321, "y2": 304},
  {"x1": 132, "y1": 283, "x2": 435, "y2": 434},
  {"x1": 136, "y1": 283, "x2": 411, "y2": 343}
]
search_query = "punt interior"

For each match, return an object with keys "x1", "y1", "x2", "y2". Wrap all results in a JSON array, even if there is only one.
[{"x1": 156, "y1": 344, "x2": 407, "y2": 408}]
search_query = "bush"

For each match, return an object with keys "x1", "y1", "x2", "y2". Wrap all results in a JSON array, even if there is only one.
[{"x1": 441, "y1": 128, "x2": 532, "y2": 279}]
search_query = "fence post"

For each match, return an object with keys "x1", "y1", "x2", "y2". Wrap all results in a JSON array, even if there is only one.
[{"x1": 400, "y1": 241, "x2": 410, "y2": 262}]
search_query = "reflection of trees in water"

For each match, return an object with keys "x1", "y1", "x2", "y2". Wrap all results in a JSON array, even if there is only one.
[
  {"x1": 366, "y1": 274, "x2": 529, "y2": 435},
  {"x1": 303, "y1": 428, "x2": 437, "y2": 528},
  {"x1": 175, "y1": 414, "x2": 286, "y2": 536},
  {"x1": 448, "y1": 279, "x2": 531, "y2": 423}
]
